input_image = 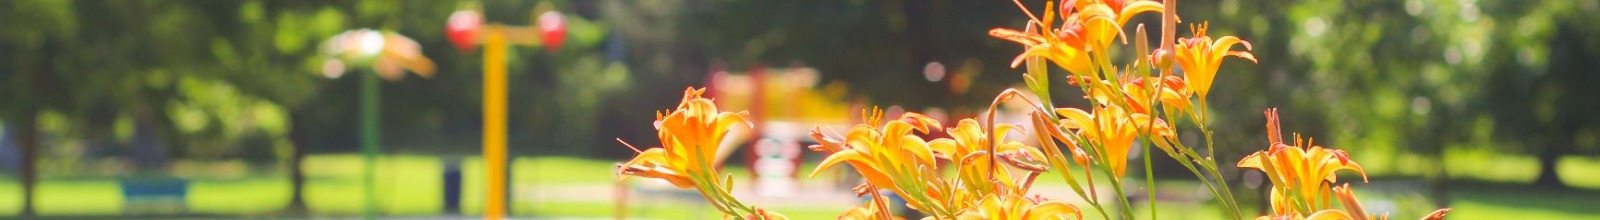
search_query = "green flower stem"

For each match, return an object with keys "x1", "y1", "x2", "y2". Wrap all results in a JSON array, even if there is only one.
[
  {"x1": 692, "y1": 145, "x2": 756, "y2": 218},
  {"x1": 1138, "y1": 60, "x2": 1173, "y2": 220},
  {"x1": 1168, "y1": 145, "x2": 1238, "y2": 219},
  {"x1": 688, "y1": 174, "x2": 736, "y2": 216},
  {"x1": 1044, "y1": 133, "x2": 1111, "y2": 220},
  {"x1": 1200, "y1": 128, "x2": 1243, "y2": 219},
  {"x1": 1103, "y1": 167, "x2": 1137, "y2": 220},
  {"x1": 1143, "y1": 144, "x2": 1158, "y2": 220},
  {"x1": 1171, "y1": 136, "x2": 1244, "y2": 220},
  {"x1": 866, "y1": 184, "x2": 897, "y2": 220},
  {"x1": 1084, "y1": 128, "x2": 1135, "y2": 220},
  {"x1": 1047, "y1": 147, "x2": 1111, "y2": 220},
  {"x1": 1062, "y1": 133, "x2": 1113, "y2": 220}
]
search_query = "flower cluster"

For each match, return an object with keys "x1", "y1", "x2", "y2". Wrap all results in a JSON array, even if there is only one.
[
  {"x1": 985, "y1": 0, "x2": 1252, "y2": 218},
  {"x1": 1241, "y1": 109, "x2": 1451, "y2": 220},
  {"x1": 809, "y1": 106, "x2": 1072, "y2": 219},
  {"x1": 617, "y1": 0, "x2": 1452, "y2": 219}
]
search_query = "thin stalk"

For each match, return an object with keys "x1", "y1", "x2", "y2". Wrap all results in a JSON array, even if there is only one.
[
  {"x1": 1085, "y1": 160, "x2": 1103, "y2": 207},
  {"x1": 866, "y1": 184, "x2": 896, "y2": 220},
  {"x1": 1137, "y1": 52, "x2": 1169, "y2": 220},
  {"x1": 1082, "y1": 124, "x2": 1134, "y2": 220},
  {"x1": 1068, "y1": 123, "x2": 1114, "y2": 220},
  {"x1": 1188, "y1": 98, "x2": 1243, "y2": 220},
  {"x1": 1143, "y1": 144, "x2": 1157, "y2": 220},
  {"x1": 704, "y1": 175, "x2": 754, "y2": 216},
  {"x1": 1103, "y1": 168, "x2": 1137, "y2": 220},
  {"x1": 1046, "y1": 132, "x2": 1111, "y2": 220},
  {"x1": 1090, "y1": 46, "x2": 1135, "y2": 111},
  {"x1": 1201, "y1": 129, "x2": 1243, "y2": 219},
  {"x1": 1061, "y1": 132, "x2": 1112, "y2": 220},
  {"x1": 1200, "y1": 102, "x2": 1213, "y2": 157},
  {"x1": 1153, "y1": 132, "x2": 1239, "y2": 220},
  {"x1": 1173, "y1": 137, "x2": 1243, "y2": 220},
  {"x1": 1169, "y1": 147, "x2": 1237, "y2": 219},
  {"x1": 1059, "y1": 154, "x2": 1112, "y2": 220},
  {"x1": 687, "y1": 175, "x2": 735, "y2": 215},
  {"x1": 1036, "y1": 125, "x2": 1087, "y2": 197}
]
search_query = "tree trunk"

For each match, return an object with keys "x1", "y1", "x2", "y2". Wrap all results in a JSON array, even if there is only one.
[
  {"x1": 285, "y1": 114, "x2": 308, "y2": 215},
  {"x1": 1532, "y1": 148, "x2": 1565, "y2": 188},
  {"x1": 17, "y1": 108, "x2": 37, "y2": 217},
  {"x1": 1430, "y1": 154, "x2": 1450, "y2": 207}
]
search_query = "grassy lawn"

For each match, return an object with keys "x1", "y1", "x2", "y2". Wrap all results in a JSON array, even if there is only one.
[
  {"x1": 1356, "y1": 147, "x2": 1600, "y2": 188},
  {"x1": 0, "y1": 153, "x2": 1596, "y2": 218},
  {"x1": 1445, "y1": 181, "x2": 1600, "y2": 220},
  {"x1": 0, "y1": 154, "x2": 835, "y2": 218}
]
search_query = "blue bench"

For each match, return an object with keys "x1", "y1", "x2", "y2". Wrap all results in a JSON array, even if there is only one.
[{"x1": 120, "y1": 177, "x2": 189, "y2": 215}]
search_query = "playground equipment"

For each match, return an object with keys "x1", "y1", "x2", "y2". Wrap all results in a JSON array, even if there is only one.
[
  {"x1": 318, "y1": 29, "x2": 437, "y2": 219},
  {"x1": 445, "y1": 3, "x2": 567, "y2": 219},
  {"x1": 707, "y1": 65, "x2": 856, "y2": 165}
]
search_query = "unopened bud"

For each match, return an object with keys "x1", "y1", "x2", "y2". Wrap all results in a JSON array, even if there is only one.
[{"x1": 1152, "y1": 48, "x2": 1175, "y2": 71}]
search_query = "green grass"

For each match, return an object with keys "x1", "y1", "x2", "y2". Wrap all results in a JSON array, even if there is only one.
[
  {"x1": 1358, "y1": 147, "x2": 1600, "y2": 189},
  {"x1": 1444, "y1": 181, "x2": 1600, "y2": 220},
  {"x1": 0, "y1": 178, "x2": 125, "y2": 216},
  {"x1": 1, "y1": 154, "x2": 1598, "y2": 218},
  {"x1": 187, "y1": 178, "x2": 288, "y2": 214},
  {"x1": 1121, "y1": 179, "x2": 1600, "y2": 220},
  {"x1": 299, "y1": 154, "x2": 443, "y2": 215},
  {"x1": 0, "y1": 155, "x2": 825, "y2": 216},
  {"x1": 34, "y1": 179, "x2": 124, "y2": 215}
]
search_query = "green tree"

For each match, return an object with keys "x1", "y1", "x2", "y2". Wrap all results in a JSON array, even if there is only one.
[
  {"x1": 1206, "y1": 0, "x2": 1600, "y2": 192},
  {"x1": 0, "y1": 0, "x2": 334, "y2": 215},
  {"x1": 1478, "y1": 0, "x2": 1600, "y2": 188}
]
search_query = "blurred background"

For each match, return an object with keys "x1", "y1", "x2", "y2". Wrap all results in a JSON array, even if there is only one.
[{"x1": 1, "y1": 0, "x2": 1598, "y2": 219}]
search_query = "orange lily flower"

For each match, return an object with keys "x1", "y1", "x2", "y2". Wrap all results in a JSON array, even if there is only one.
[
  {"x1": 1056, "y1": 105, "x2": 1172, "y2": 179},
  {"x1": 1174, "y1": 22, "x2": 1257, "y2": 100},
  {"x1": 615, "y1": 147, "x2": 696, "y2": 188},
  {"x1": 1066, "y1": 74, "x2": 1122, "y2": 108},
  {"x1": 1123, "y1": 75, "x2": 1193, "y2": 115},
  {"x1": 809, "y1": 109, "x2": 944, "y2": 212},
  {"x1": 1253, "y1": 184, "x2": 1451, "y2": 220},
  {"x1": 991, "y1": 0, "x2": 1114, "y2": 76},
  {"x1": 929, "y1": 119, "x2": 1048, "y2": 195},
  {"x1": 1066, "y1": 71, "x2": 1191, "y2": 119},
  {"x1": 657, "y1": 87, "x2": 753, "y2": 174},
  {"x1": 616, "y1": 87, "x2": 751, "y2": 188},
  {"x1": 956, "y1": 194, "x2": 1081, "y2": 220},
  {"x1": 1068, "y1": 0, "x2": 1166, "y2": 48},
  {"x1": 615, "y1": 87, "x2": 774, "y2": 218},
  {"x1": 1120, "y1": 77, "x2": 1187, "y2": 156},
  {"x1": 1255, "y1": 184, "x2": 1381, "y2": 220},
  {"x1": 1238, "y1": 108, "x2": 1366, "y2": 215}
]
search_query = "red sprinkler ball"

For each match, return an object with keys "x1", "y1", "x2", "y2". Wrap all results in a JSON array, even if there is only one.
[
  {"x1": 537, "y1": 11, "x2": 566, "y2": 53},
  {"x1": 446, "y1": 9, "x2": 483, "y2": 52}
]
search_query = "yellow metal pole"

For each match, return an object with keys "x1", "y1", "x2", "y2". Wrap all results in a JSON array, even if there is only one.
[{"x1": 482, "y1": 28, "x2": 509, "y2": 220}]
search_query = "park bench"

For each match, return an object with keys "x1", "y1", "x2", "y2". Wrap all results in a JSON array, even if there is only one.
[{"x1": 119, "y1": 176, "x2": 189, "y2": 215}]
